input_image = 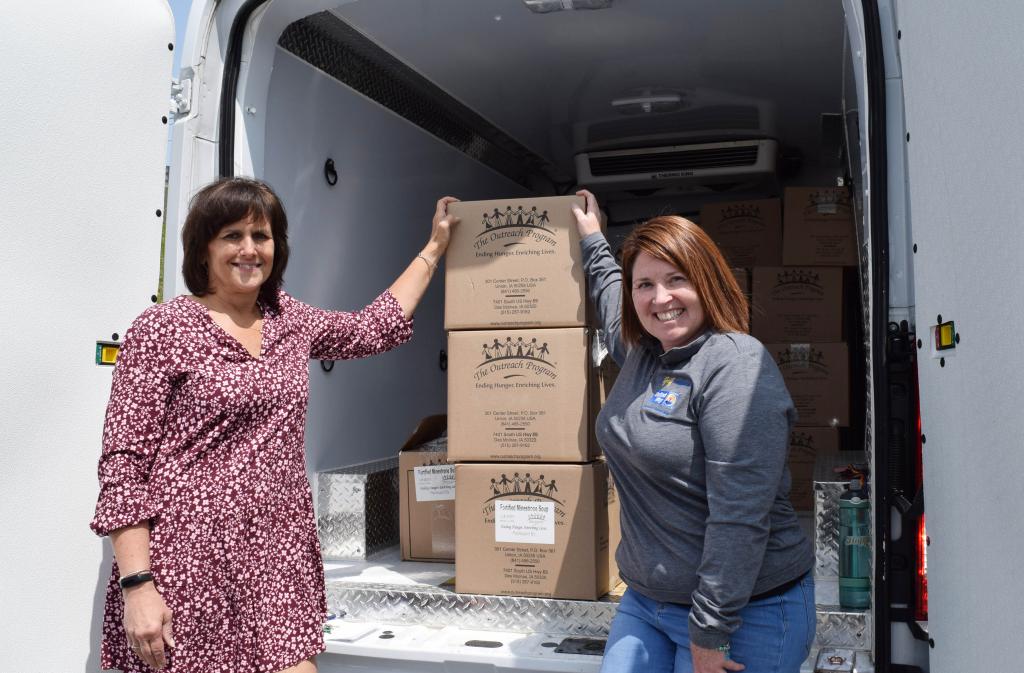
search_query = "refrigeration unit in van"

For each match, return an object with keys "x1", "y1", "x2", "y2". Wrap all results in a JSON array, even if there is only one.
[{"x1": 15, "y1": 0, "x2": 1024, "y2": 672}]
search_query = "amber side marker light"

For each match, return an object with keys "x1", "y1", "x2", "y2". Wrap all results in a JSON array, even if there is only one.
[
  {"x1": 935, "y1": 321, "x2": 956, "y2": 351},
  {"x1": 95, "y1": 341, "x2": 120, "y2": 366}
]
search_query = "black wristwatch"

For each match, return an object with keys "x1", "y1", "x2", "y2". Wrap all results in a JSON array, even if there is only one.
[{"x1": 119, "y1": 570, "x2": 155, "y2": 590}]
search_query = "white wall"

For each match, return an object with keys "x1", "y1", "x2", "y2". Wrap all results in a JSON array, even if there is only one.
[
  {"x1": 0, "y1": 2, "x2": 173, "y2": 671},
  {"x1": 262, "y1": 49, "x2": 528, "y2": 472},
  {"x1": 897, "y1": 2, "x2": 1024, "y2": 672}
]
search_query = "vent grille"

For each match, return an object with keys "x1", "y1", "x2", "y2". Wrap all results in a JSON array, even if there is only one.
[
  {"x1": 524, "y1": 0, "x2": 613, "y2": 12},
  {"x1": 588, "y1": 145, "x2": 760, "y2": 176},
  {"x1": 278, "y1": 12, "x2": 555, "y2": 190},
  {"x1": 588, "y1": 105, "x2": 760, "y2": 145}
]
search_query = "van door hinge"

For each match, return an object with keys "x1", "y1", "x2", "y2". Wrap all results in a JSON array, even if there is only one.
[{"x1": 170, "y1": 70, "x2": 193, "y2": 117}]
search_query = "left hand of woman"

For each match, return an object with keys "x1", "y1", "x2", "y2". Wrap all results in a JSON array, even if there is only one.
[{"x1": 691, "y1": 643, "x2": 745, "y2": 673}]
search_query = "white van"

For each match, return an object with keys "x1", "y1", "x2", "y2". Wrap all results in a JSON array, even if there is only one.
[{"x1": 4, "y1": 1, "x2": 1020, "y2": 672}]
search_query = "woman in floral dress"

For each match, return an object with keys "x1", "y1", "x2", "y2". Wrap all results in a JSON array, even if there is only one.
[{"x1": 90, "y1": 177, "x2": 458, "y2": 673}]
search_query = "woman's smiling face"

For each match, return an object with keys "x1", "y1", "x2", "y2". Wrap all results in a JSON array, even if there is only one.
[
  {"x1": 630, "y1": 251, "x2": 707, "y2": 351},
  {"x1": 205, "y1": 214, "x2": 275, "y2": 297}
]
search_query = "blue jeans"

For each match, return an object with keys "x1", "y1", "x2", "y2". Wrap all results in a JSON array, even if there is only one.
[{"x1": 601, "y1": 575, "x2": 815, "y2": 673}]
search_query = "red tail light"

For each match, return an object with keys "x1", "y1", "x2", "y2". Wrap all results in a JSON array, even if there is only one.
[
  {"x1": 915, "y1": 513, "x2": 928, "y2": 620},
  {"x1": 913, "y1": 358, "x2": 928, "y2": 621}
]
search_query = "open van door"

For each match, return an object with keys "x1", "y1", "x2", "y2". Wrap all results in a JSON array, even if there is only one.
[
  {"x1": 0, "y1": 2, "x2": 173, "y2": 669},
  {"x1": 896, "y1": 3, "x2": 1024, "y2": 673}
]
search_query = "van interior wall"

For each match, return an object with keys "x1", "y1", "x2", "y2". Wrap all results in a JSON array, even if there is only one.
[{"x1": 264, "y1": 48, "x2": 529, "y2": 472}]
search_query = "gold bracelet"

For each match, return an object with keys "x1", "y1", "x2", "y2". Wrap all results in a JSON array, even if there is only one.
[{"x1": 416, "y1": 253, "x2": 436, "y2": 274}]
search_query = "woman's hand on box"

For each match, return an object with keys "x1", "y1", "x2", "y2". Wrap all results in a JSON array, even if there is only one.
[
  {"x1": 425, "y1": 196, "x2": 460, "y2": 261},
  {"x1": 571, "y1": 189, "x2": 602, "y2": 238}
]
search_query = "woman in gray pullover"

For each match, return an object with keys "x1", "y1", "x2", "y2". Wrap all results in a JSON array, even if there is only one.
[{"x1": 571, "y1": 191, "x2": 815, "y2": 673}]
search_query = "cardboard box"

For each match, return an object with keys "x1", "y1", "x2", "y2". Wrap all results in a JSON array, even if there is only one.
[
  {"x1": 783, "y1": 187, "x2": 857, "y2": 266},
  {"x1": 731, "y1": 268, "x2": 750, "y2": 297},
  {"x1": 445, "y1": 196, "x2": 586, "y2": 330},
  {"x1": 399, "y1": 415, "x2": 454, "y2": 562},
  {"x1": 699, "y1": 198, "x2": 782, "y2": 267},
  {"x1": 786, "y1": 428, "x2": 840, "y2": 510},
  {"x1": 595, "y1": 355, "x2": 620, "y2": 405},
  {"x1": 730, "y1": 268, "x2": 751, "y2": 328},
  {"x1": 766, "y1": 342, "x2": 849, "y2": 427},
  {"x1": 448, "y1": 328, "x2": 596, "y2": 462},
  {"x1": 788, "y1": 427, "x2": 841, "y2": 463},
  {"x1": 751, "y1": 267, "x2": 843, "y2": 342},
  {"x1": 787, "y1": 460, "x2": 816, "y2": 512},
  {"x1": 590, "y1": 327, "x2": 621, "y2": 415},
  {"x1": 455, "y1": 461, "x2": 619, "y2": 600},
  {"x1": 588, "y1": 354, "x2": 620, "y2": 433}
]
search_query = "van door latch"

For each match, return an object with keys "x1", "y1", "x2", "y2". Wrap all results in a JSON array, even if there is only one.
[{"x1": 170, "y1": 70, "x2": 193, "y2": 117}]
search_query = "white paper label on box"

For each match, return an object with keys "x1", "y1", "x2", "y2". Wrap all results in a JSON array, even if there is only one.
[
  {"x1": 494, "y1": 500, "x2": 555, "y2": 545},
  {"x1": 413, "y1": 465, "x2": 455, "y2": 502}
]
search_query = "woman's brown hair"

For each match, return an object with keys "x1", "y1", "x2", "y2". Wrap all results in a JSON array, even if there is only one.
[
  {"x1": 181, "y1": 177, "x2": 290, "y2": 312},
  {"x1": 619, "y1": 215, "x2": 748, "y2": 346}
]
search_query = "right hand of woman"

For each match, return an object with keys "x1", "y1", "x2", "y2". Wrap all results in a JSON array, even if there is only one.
[
  {"x1": 425, "y1": 196, "x2": 460, "y2": 259},
  {"x1": 123, "y1": 583, "x2": 174, "y2": 669},
  {"x1": 571, "y1": 189, "x2": 603, "y2": 238}
]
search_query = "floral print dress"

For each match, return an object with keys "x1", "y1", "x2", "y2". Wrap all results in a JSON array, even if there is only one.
[{"x1": 90, "y1": 290, "x2": 413, "y2": 673}]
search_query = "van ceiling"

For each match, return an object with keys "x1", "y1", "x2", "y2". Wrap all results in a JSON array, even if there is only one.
[{"x1": 322, "y1": 0, "x2": 846, "y2": 183}]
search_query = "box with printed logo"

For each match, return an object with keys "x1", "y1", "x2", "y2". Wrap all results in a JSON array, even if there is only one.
[
  {"x1": 731, "y1": 267, "x2": 750, "y2": 297},
  {"x1": 445, "y1": 196, "x2": 586, "y2": 330},
  {"x1": 751, "y1": 267, "x2": 843, "y2": 343},
  {"x1": 730, "y1": 268, "x2": 751, "y2": 327},
  {"x1": 766, "y1": 342, "x2": 849, "y2": 427},
  {"x1": 787, "y1": 428, "x2": 840, "y2": 510},
  {"x1": 454, "y1": 460, "x2": 620, "y2": 600},
  {"x1": 448, "y1": 327, "x2": 597, "y2": 463},
  {"x1": 398, "y1": 415, "x2": 455, "y2": 562},
  {"x1": 698, "y1": 198, "x2": 782, "y2": 267},
  {"x1": 782, "y1": 187, "x2": 857, "y2": 266}
]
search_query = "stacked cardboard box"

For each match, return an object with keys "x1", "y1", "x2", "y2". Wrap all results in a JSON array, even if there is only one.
[
  {"x1": 699, "y1": 198, "x2": 783, "y2": 268},
  {"x1": 444, "y1": 196, "x2": 620, "y2": 600},
  {"x1": 751, "y1": 267, "x2": 843, "y2": 343},
  {"x1": 445, "y1": 197, "x2": 587, "y2": 330},
  {"x1": 398, "y1": 415, "x2": 454, "y2": 562},
  {"x1": 783, "y1": 186, "x2": 858, "y2": 266},
  {"x1": 702, "y1": 188, "x2": 856, "y2": 510},
  {"x1": 447, "y1": 327, "x2": 597, "y2": 462},
  {"x1": 786, "y1": 426, "x2": 840, "y2": 511},
  {"x1": 455, "y1": 461, "x2": 617, "y2": 599}
]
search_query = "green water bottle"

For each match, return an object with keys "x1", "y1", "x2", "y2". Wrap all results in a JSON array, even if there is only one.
[{"x1": 839, "y1": 480, "x2": 871, "y2": 609}]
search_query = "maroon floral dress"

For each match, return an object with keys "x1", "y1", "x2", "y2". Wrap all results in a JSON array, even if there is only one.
[{"x1": 90, "y1": 290, "x2": 413, "y2": 673}]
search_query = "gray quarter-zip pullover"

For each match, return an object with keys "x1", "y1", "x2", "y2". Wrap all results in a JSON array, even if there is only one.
[{"x1": 583, "y1": 232, "x2": 814, "y2": 649}]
